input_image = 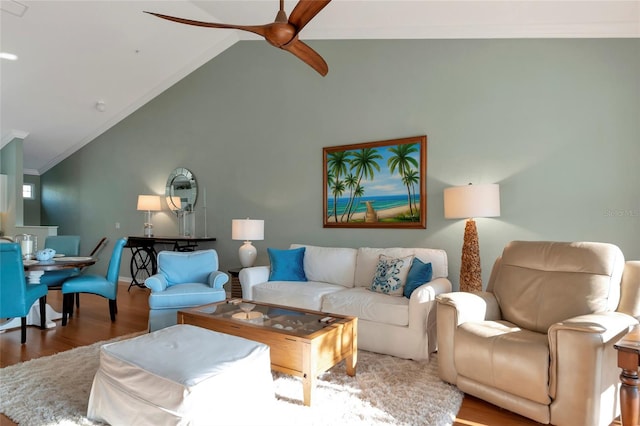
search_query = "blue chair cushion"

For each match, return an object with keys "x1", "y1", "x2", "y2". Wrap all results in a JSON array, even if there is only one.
[
  {"x1": 63, "y1": 274, "x2": 118, "y2": 300},
  {"x1": 268, "y1": 247, "x2": 307, "y2": 282},
  {"x1": 40, "y1": 269, "x2": 80, "y2": 288},
  {"x1": 148, "y1": 283, "x2": 226, "y2": 309},
  {"x1": 403, "y1": 258, "x2": 433, "y2": 298}
]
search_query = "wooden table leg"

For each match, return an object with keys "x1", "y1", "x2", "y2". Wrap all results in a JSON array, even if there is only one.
[
  {"x1": 346, "y1": 350, "x2": 357, "y2": 377},
  {"x1": 302, "y1": 372, "x2": 316, "y2": 407},
  {"x1": 620, "y1": 367, "x2": 640, "y2": 426}
]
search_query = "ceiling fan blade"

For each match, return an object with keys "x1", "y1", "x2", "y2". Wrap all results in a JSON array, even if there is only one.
[
  {"x1": 144, "y1": 12, "x2": 268, "y2": 38},
  {"x1": 281, "y1": 38, "x2": 328, "y2": 76},
  {"x1": 288, "y1": 0, "x2": 331, "y2": 33}
]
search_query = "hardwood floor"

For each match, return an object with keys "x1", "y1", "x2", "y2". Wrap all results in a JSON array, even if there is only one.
[{"x1": 0, "y1": 284, "x2": 619, "y2": 425}]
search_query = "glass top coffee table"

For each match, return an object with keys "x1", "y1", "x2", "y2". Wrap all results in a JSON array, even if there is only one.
[{"x1": 178, "y1": 300, "x2": 357, "y2": 406}]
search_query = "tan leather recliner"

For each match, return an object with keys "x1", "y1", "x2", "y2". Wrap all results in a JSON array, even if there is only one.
[{"x1": 437, "y1": 241, "x2": 640, "y2": 426}]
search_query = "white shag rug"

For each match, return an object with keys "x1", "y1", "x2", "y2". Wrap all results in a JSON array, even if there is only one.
[{"x1": 0, "y1": 335, "x2": 463, "y2": 426}]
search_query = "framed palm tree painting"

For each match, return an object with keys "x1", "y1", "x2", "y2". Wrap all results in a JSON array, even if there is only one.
[{"x1": 323, "y1": 135, "x2": 427, "y2": 229}]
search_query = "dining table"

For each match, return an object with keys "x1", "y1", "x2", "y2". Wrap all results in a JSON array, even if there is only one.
[
  {"x1": 0, "y1": 256, "x2": 98, "y2": 331},
  {"x1": 23, "y1": 256, "x2": 97, "y2": 284}
]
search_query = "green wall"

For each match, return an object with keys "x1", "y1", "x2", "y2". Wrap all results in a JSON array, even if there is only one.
[
  {"x1": 41, "y1": 38, "x2": 640, "y2": 290},
  {"x1": 23, "y1": 174, "x2": 41, "y2": 226}
]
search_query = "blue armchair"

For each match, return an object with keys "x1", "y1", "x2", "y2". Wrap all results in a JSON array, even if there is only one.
[
  {"x1": 145, "y1": 249, "x2": 228, "y2": 331},
  {"x1": 0, "y1": 243, "x2": 48, "y2": 343}
]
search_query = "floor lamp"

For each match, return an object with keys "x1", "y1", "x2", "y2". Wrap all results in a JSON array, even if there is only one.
[{"x1": 444, "y1": 183, "x2": 500, "y2": 292}]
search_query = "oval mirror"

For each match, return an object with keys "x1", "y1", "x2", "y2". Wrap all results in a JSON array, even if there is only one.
[{"x1": 165, "y1": 167, "x2": 197, "y2": 212}]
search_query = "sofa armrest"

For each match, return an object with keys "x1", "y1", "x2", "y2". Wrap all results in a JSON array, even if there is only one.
[
  {"x1": 208, "y1": 270, "x2": 229, "y2": 290},
  {"x1": 408, "y1": 277, "x2": 452, "y2": 330},
  {"x1": 239, "y1": 266, "x2": 270, "y2": 301},
  {"x1": 547, "y1": 312, "x2": 638, "y2": 425},
  {"x1": 145, "y1": 274, "x2": 168, "y2": 292}
]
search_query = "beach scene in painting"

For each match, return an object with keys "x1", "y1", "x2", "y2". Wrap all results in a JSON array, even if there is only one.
[{"x1": 325, "y1": 140, "x2": 423, "y2": 224}]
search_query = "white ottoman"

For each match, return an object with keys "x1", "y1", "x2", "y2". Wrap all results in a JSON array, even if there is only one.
[{"x1": 87, "y1": 324, "x2": 274, "y2": 426}]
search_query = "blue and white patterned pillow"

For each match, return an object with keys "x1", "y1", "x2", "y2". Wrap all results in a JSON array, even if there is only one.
[{"x1": 370, "y1": 254, "x2": 414, "y2": 296}]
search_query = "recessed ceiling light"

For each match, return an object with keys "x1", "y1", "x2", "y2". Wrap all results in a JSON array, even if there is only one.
[{"x1": 0, "y1": 52, "x2": 18, "y2": 61}]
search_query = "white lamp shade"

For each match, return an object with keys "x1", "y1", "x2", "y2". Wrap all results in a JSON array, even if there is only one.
[
  {"x1": 137, "y1": 195, "x2": 162, "y2": 211},
  {"x1": 232, "y1": 219, "x2": 264, "y2": 241},
  {"x1": 444, "y1": 184, "x2": 500, "y2": 219}
]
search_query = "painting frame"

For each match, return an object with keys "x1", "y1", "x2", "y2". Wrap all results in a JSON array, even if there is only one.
[{"x1": 323, "y1": 135, "x2": 427, "y2": 229}]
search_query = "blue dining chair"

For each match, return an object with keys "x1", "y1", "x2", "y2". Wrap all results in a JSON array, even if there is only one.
[
  {"x1": 40, "y1": 235, "x2": 81, "y2": 291},
  {"x1": 0, "y1": 243, "x2": 48, "y2": 343},
  {"x1": 61, "y1": 237, "x2": 127, "y2": 325}
]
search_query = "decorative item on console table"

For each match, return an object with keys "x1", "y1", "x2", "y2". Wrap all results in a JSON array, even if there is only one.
[
  {"x1": 165, "y1": 167, "x2": 198, "y2": 237},
  {"x1": 136, "y1": 195, "x2": 162, "y2": 237}
]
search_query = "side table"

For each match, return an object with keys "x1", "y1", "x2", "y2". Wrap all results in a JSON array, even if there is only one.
[
  {"x1": 614, "y1": 324, "x2": 640, "y2": 426},
  {"x1": 228, "y1": 267, "x2": 243, "y2": 299}
]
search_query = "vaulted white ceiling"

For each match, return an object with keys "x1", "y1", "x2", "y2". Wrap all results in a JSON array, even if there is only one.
[{"x1": 1, "y1": 0, "x2": 638, "y2": 174}]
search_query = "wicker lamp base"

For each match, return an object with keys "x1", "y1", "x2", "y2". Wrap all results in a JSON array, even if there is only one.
[{"x1": 459, "y1": 218, "x2": 482, "y2": 293}]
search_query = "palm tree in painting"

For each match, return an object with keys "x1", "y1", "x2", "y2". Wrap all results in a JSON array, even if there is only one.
[
  {"x1": 388, "y1": 143, "x2": 419, "y2": 218},
  {"x1": 330, "y1": 179, "x2": 346, "y2": 221},
  {"x1": 340, "y1": 173, "x2": 358, "y2": 222},
  {"x1": 402, "y1": 168, "x2": 420, "y2": 220},
  {"x1": 350, "y1": 184, "x2": 365, "y2": 221},
  {"x1": 326, "y1": 170, "x2": 336, "y2": 220},
  {"x1": 349, "y1": 148, "x2": 382, "y2": 221},
  {"x1": 327, "y1": 151, "x2": 351, "y2": 222}
]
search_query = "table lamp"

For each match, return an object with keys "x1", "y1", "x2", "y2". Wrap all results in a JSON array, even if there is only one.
[
  {"x1": 444, "y1": 183, "x2": 500, "y2": 292},
  {"x1": 232, "y1": 218, "x2": 264, "y2": 268},
  {"x1": 137, "y1": 195, "x2": 162, "y2": 237}
]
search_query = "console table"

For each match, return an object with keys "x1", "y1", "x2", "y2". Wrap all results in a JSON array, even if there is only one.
[{"x1": 125, "y1": 236, "x2": 217, "y2": 290}]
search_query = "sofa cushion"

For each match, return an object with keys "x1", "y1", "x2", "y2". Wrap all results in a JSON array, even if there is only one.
[
  {"x1": 455, "y1": 320, "x2": 551, "y2": 405},
  {"x1": 290, "y1": 244, "x2": 357, "y2": 288},
  {"x1": 322, "y1": 287, "x2": 409, "y2": 326},
  {"x1": 253, "y1": 281, "x2": 345, "y2": 312},
  {"x1": 268, "y1": 247, "x2": 307, "y2": 282},
  {"x1": 404, "y1": 258, "x2": 433, "y2": 298},
  {"x1": 354, "y1": 247, "x2": 448, "y2": 287},
  {"x1": 493, "y1": 241, "x2": 625, "y2": 332},
  {"x1": 370, "y1": 254, "x2": 413, "y2": 296}
]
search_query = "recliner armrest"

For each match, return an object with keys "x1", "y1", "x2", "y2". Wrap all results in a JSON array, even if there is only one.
[
  {"x1": 436, "y1": 291, "x2": 501, "y2": 324},
  {"x1": 145, "y1": 274, "x2": 168, "y2": 292},
  {"x1": 239, "y1": 266, "x2": 270, "y2": 300},
  {"x1": 208, "y1": 270, "x2": 229, "y2": 290},
  {"x1": 546, "y1": 311, "x2": 638, "y2": 419}
]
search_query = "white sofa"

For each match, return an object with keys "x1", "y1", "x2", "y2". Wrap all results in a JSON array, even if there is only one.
[{"x1": 240, "y1": 244, "x2": 452, "y2": 360}]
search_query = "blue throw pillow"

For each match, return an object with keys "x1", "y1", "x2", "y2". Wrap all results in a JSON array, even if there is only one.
[
  {"x1": 268, "y1": 247, "x2": 307, "y2": 282},
  {"x1": 403, "y1": 258, "x2": 433, "y2": 298}
]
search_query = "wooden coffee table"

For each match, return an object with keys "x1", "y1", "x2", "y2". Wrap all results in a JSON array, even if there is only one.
[{"x1": 178, "y1": 300, "x2": 357, "y2": 406}]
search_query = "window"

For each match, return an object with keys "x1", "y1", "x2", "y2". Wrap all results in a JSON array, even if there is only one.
[{"x1": 23, "y1": 183, "x2": 35, "y2": 200}]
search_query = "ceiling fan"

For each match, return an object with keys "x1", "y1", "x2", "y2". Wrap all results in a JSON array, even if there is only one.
[{"x1": 145, "y1": 0, "x2": 332, "y2": 76}]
